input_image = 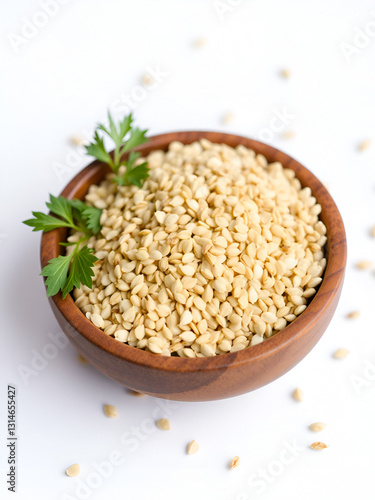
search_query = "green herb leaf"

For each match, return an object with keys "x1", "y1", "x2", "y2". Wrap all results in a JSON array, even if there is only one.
[
  {"x1": 68, "y1": 199, "x2": 102, "y2": 234},
  {"x1": 61, "y1": 246, "x2": 98, "y2": 298},
  {"x1": 46, "y1": 195, "x2": 74, "y2": 226},
  {"x1": 23, "y1": 212, "x2": 72, "y2": 232},
  {"x1": 114, "y1": 151, "x2": 149, "y2": 187},
  {"x1": 120, "y1": 127, "x2": 148, "y2": 153},
  {"x1": 40, "y1": 253, "x2": 73, "y2": 297},
  {"x1": 24, "y1": 194, "x2": 103, "y2": 298},
  {"x1": 85, "y1": 131, "x2": 113, "y2": 166},
  {"x1": 85, "y1": 112, "x2": 149, "y2": 187}
]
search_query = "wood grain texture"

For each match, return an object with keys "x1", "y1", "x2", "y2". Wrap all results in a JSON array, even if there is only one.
[{"x1": 41, "y1": 132, "x2": 347, "y2": 401}]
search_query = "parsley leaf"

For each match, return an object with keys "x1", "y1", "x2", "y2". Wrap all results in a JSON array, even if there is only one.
[
  {"x1": 40, "y1": 253, "x2": 73, "y2": 297},
  {"x1": 114, "y1": 151, "x2": 149, "y2": 187},
  {"x1": 23, "y1": 195, "x2": 102, "y2": 298},
  {"x1": 85, "y1": 112, "x2": 149, "y2": 186},
  {"x1": 61, "y1": 246, "x2": 98, "y2": 298},
  {"x1": 68, "y1": 199, "x2": 102, "y2": 234}
]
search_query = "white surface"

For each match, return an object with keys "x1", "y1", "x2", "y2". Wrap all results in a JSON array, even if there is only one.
[{"x1": 1, "y1": 1, "x2": 375, "y2": 499}]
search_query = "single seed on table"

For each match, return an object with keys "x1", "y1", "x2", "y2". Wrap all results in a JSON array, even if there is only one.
[
  {"x1": 187, "y1": 440, "x2": 199, "y2": 455},
  {"x1": 356, "y1": 260, "x2": 372, "y2": 270},
  {"x1": 371, "y1": 225, "x2": 375, "y2": 238},
  {"x1": 292, "y1": 387, "x2": 304, "y2": 402},
  {"x1": 70, "y1": 134, "x2": 86, "y2": 147},
  {"x1": 65, "y1": 463, "x2": 80, "y2": 477},
  {"x1": 104, "y1": 404, "x2": 118, "y2": 418},
  {"x1": 333, "y1": 348, "x2": 350, "y2": 359},
  {"x1": 128, "y1": 390, "x2": 145, "y2": 397},
  {"x1": 280, "y1": 68, "x2": 291, "y2": 78},
  {"x1": 142, "y1": 73, "x2": 154, "y2": 86},
  {"x1": 346, "y1": 311, "x2": 360, "y2": 319},
  {"x1": 230, "y1": 456, "x2": 240, "y2": 469},
  {"x1": 282, "y1": 130, "x2": 296, "y2": 139},
  {"x1": 358, "y1": 139, "x2": 371, "y2": 151},
  {"x1": 193, "y1": 37, "x2": 207, "y2": 47},
  {"x1": 310, "y1": 442, "x2": 328, "y2": 450},
  {"x1": 77, "y1": 354, "x2": 87, "y2": 364},
  {"x1": 309, "y1": 422, "x2": 327, "y2": 432},
  {"x1": 156, "y1": 418, "x2": 170, "y2": 430},
  {"x1": 222, "y1": 112, "x2": 234, "y2": 124}
]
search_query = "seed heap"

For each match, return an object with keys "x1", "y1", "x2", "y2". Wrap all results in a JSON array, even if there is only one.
[{"x1": 71, "y1": 139, "x2": 327, "y2": 357}]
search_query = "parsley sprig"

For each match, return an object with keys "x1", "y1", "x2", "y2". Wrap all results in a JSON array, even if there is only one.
[
  {"x1": 24, "y1": 112, "x2": 149, "y2": 299},
  {"x1": 85, "y1": 112, "x2": 149, "y2": 187},
  {"x1": 23, "y1": 195, "x2": 102, "y2": 298}
]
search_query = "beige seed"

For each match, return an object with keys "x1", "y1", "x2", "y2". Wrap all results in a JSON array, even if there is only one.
[
  {"x1": 128, "y1": 390, "x2": 145, "y2": 397},
  {"x1": 70, "y1": 135, "x2": 87, "y2": 147},
  {"x1": 333, "y1": 348, "x2": 350, "y2": 359},
  {"x1": 356, "y1": 260, "x2": 372, "y2": 270},
  {"x1": 309, "y1": 422, "x2": 327, "y2": 432},
  {"x1": 156, "y1": 418, "x2": 170, "y2": 430},
  {"x1": 150, "y1": 250, "x2": 162, "y2": 260},
  {"x1": 358, "y1": 139, "x2": 371, "y2": 151},
  {"x1": 281, "y1": 130, "x2": 296, "y2": 139},
  {"x1": 222, "y1": 112, "x2": 234, "y2": 124},
  {"x1": 180, "y1": 310, "x2": 193, "y2": 326},
  {"x1": 292, "y1": 387, "x2": 304, "y2": 402},
  {"x1": 230, "y1": 456, "x2": 240, "y2": 469},
  {"x1": 187, "y1": 440, "x2": 199, "y2": 455},
  {"x1": 104, "y1": 404, "x2": 118, "y2": 418},
  {"x1": 310, "y1": 442, "x2": 328, "y2": 450},
  {"x1": 65, "y1": 463, "x2": 80, "y2": 477},
  {"x1": 280, "y1": 68, "x2": 291, "y2": 78},
  {"x1": 371, "y1": 225, "x2": 375, "y2": 238},
  {"x1": 193, "y1": 37, "x2": 207, "y2": 48},
  {"x1": 77, "y1": 354, "x2": 87, "y2": 364},
  {"x1": 180, "y1": 265, "x2": 195, "y2": 277},
  {"x1": 346, "y1": 311, "x2": 360, "y2": 319},
  {"x1": 142, "y1": 73, "x2": 154, "y2": 86},
  {"x1": 91, "y1": 313, "x2": 104, "y2": 329}
]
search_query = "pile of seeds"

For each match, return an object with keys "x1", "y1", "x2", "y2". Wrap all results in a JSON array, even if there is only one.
[{"x1": 71, "y1": 139, "x2": 327, "y2": 357}]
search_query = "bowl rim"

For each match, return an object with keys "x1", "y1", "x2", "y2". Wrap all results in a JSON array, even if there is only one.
[{"x1": 41, "y1": 131, "x2": 347, "y2": 373}]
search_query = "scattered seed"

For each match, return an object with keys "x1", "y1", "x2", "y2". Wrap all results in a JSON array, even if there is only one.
[
  {"x1": 310, "y1": 442, "x2": 328, "y2": 450},
  {"x1": 222, "y1": 112, "x2": 234, "y2": 124},
  {"x1": 280, "y1": 68, "x2": 291, "y2": 79},
  {"x1": 281, "y1": 130, "x2": 296, "y2": 139},
  {"x1": 65, "y1": 464, "x2": 80, "y2": 477},
  {"x1": 142, "y1": 73, "x2": 154, "y2": 86},
  {"x1": 292, "y1": 387, "x2": 304, "y2": 402},
  {"x1": 156, "y1": 418, "x2": 170, "y2": 430},
  {"x1": 193, "y1": 37, "x2": 207, "y2": 48},
  {"x1": 70, "y1": 135, "x2": 86, "y2": 147},
  {"x1": 309, "y1": 422, "x2": 327, "y2": 432},
  {"x1": 104, "y1": 404, "x2": 118, "y2": 418},
  {"x1": 358, "y1": 139, "x2": 371, "y2": 151},
  {"x1": 77, "y1": 354, "x2": 87, "y2": 364},
  {"x1": 333, "y1": 348, "x2": 350, "y2": 359},
  {"x1": 128, "y1": 390, "x2": 145, "y2": 397},
  {"x1": 356, "y1": 260, "x2": 372, "y2": 270},
  {"x1": 346, "y1": 311, "x2": 360, "y2": 319},
  {"x1": 230, "y1": 456, "x2": 240, "y2": 469},
  {"x1": 187, "y1": 440, "x2": 199, "y2": 455}
]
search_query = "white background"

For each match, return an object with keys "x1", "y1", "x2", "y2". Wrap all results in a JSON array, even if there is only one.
[{"x1": 1, "y1": 1, "x2": 375, "y2": 499}]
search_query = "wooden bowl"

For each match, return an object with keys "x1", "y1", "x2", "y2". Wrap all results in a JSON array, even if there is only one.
[{"x1": 41, "y1": 132, "x2": 346, "y2": 401}]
